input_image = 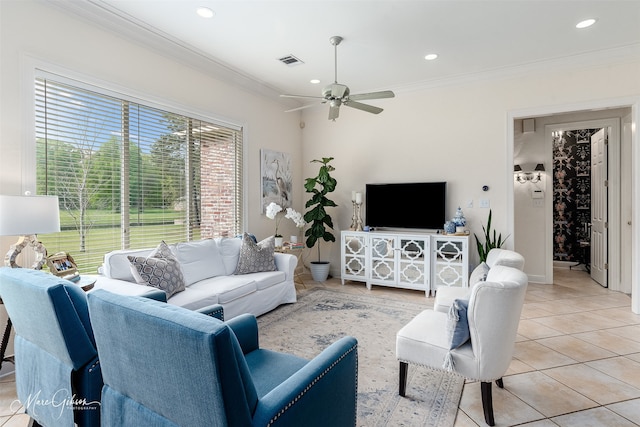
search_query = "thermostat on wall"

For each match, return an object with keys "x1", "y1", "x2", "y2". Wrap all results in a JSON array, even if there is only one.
[{"x1": 532, "y1": 189, "x2": 544, "y2": 199}]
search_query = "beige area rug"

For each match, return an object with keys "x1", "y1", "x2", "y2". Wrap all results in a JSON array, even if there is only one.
[{"x1": 257, "y1": 288, "x2": 464, "y2": 427}]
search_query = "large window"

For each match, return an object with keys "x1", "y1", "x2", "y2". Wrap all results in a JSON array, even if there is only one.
[{"x1": 35, "y1": 75, "x2": 243, "y2": 273}]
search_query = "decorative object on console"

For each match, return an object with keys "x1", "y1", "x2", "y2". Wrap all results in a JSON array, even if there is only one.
[
  {"x1": 444, "y1": 221, "x2": 456, "y2": 234},
  {"x1": 0, "y1": 194, "x2": 60, "y2": 269},
  {"x1": 474, "y1": 209, "x2": 509, "y2": 263},
  {"x1": 349, "y1": 191, "x2": 358, "y2": 230},
  {"x1": 452, "y1": 207, "x2": 467, "y2": 233},
  {"x1": 353, "y1": 191, "x2": 364, "y2": 231},
  {"x1": 304, "y1": 157, "x2": 337, "y2": 281}
]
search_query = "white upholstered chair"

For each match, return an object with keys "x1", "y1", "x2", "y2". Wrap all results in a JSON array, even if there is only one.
[
  {"x1": 433, "y1": 248, "x2": 525, "y2": 313},
  {"x1": 396, "y1": 265, "x2": 528, "y2": 426}
]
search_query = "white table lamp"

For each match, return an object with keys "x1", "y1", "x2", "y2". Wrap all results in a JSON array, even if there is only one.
[{"x1": 0, "y1": 195, "x2": 61, "y2": 269}]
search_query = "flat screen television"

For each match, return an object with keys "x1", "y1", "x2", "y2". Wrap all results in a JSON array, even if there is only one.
[{"x1": 365, "y1": 182, "x2": 446, "y2": 230}]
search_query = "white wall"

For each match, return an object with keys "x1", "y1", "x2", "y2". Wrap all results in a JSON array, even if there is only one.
[{"x1": 300, "y1": 61, "x2": 640, "y2": 280}]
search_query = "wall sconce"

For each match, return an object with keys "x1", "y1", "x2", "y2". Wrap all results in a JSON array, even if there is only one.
[{"x1": 514, "y1": 163, "x2": 545, "y2": 184}]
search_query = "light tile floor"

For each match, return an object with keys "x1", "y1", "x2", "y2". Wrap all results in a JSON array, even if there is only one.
[{"x1": 1, "y1": 267, "x2": 638, "y2": 426}]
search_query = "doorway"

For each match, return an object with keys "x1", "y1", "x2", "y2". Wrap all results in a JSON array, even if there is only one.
[
  {"x1": 547, "y1": 122, "x2": 615, "y2": 288},
  {"x1": 512, "y1": 111, "x2": 629, "y2": 292}
]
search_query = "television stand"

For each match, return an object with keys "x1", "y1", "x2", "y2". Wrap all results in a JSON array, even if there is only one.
[{"x1": 340, "y1": 230, "x2": 469, "y2": 296}]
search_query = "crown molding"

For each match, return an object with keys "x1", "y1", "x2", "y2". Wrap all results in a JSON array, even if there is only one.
[{"x1": 44, "y1": 0, "x2": 295, "y2": 108}]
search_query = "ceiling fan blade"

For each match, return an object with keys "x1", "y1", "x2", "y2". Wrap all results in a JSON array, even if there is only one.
[
  {"x1": 344, "y1": 100, "x2": 383, "y2": 114},
  {"x1": 328, "y1": 105, "x2": 340, "y2": 120},
  {"x1": 349, "y1": 90, "x2": 395, "y2": 101},
  {"x1": 285, "y1": 103, "x2": 323, "y2": 113},
  {"x1": 280, "y1": 94, "x2": 324, "y2": 100}
]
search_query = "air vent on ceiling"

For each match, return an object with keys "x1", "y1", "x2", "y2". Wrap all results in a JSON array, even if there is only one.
[{"x1": 278, "y1": 55, "x2": 304, "y2": 66}]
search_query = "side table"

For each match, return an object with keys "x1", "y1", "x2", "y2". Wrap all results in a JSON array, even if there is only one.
[
  {"x1": 0, "y1": 274, "x2": 97, "y2": 371},
  {"x1": 275, "y1": 245, "x2": 306, "y2": 287}
]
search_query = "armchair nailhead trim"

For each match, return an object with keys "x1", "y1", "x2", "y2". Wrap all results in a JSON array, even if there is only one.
[
  {"x1": 267, "y1": 343, "x2": 358, "y2": 427},
  {"x1": 88, "y1": 359, "x2": 100, "y2": 373},
  {"x1": 204, "y1": 308, "x2": 224, "y2": 321}
]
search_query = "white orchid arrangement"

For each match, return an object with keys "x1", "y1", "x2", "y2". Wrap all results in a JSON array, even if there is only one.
[
  {"x1": 266, "y1": 202, "x2": 305, "y2": 237},
  {"x1": 285, "y1": 207, "x2": 306, "y2": 228}
]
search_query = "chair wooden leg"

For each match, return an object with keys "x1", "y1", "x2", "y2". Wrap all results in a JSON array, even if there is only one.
[
  {"x1": 496, "y1": 377, "x2": 504, "y2": 388},
  {"x1": 481, "y1": 381, "x2": 495, "y2": 426},
  {"x1": 399, "y1": 361, "x2": 408, "y2": 397}
]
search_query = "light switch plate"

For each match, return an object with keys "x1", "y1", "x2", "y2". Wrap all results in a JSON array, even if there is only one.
[{"x1": 479, "y1": 199, "x2": 490, "y2": 208}]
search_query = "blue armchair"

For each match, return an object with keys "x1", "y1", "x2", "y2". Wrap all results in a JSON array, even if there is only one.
[
  {"x1": 0, "y1": 268, "x2": 102, "y2": 427},
  {"x1": 87, "y1": 289, "x2": 358, "y2": 427}
]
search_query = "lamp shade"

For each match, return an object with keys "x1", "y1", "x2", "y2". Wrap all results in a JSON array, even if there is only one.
[
  {"x1": 534, "y1": 163, "x2": 545, "y2": 172},
  {"x1": 0, "y1": 195, "x2": 61, "y2": 236},
  {"x1": 514, "y1": 165, "x2": 522, "y2": 172}
]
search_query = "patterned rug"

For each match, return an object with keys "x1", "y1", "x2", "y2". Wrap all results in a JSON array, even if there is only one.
[{"x1": 257, "y1": 288, "x2": 464, "y2": 426}]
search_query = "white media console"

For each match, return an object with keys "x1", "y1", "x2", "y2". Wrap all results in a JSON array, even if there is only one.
[{"x1": 340, "y1": 230, "x2": 469, "y2": 296}]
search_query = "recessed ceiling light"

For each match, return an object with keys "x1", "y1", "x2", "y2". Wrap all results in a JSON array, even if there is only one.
[
  {"x1": 576, "y1": 18, "x2": 597, "y2": 29},
  {"x1": 424, "y1": 53, "x2": 438, "y2": 61},
  {"x1": 196, "y1": 7, "x2": 214, "y2": 18},
  {"x1": 310, "y1": 79, "x2": 320, "y2": 84}
]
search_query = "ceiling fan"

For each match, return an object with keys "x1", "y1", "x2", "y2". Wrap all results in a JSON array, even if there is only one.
[{"x1": 280, "y1": 36, "x2": 395, "y2": 121}]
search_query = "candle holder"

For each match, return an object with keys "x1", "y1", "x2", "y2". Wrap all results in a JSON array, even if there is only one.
[
  {"x1": 349, "y1": 201, "x2": 358, "y2": 230},
  {"x1": 355, "y1": 202, "x2": 364, "y2": 231}
]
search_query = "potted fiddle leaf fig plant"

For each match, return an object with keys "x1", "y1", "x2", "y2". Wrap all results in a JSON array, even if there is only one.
[{"x1": 303, "y1": 157, "x2": 337, "y2": 282}]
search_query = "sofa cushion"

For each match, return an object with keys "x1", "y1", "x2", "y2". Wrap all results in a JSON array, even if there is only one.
[
  {"x1": 103, "y1": 248, "x2": 154, "y2": 282},
  {"x1": 128, "y1": 241, "x2": 186, "y2": 298},
  {"x1": 246, "y1": 271, "x2": 287, "y2": 291},
  {"x1": 171, "y1": 239, "x2": 227, "y2": 286},
  {"x1": 220, "y1": 237, "x2": 242, "y2": 275},
  {"x1": 235, "y1": 234, "x2": 277, "y2": 275},
  {"x1": 186, "y1": 275, "x2": 257, "y2": 304},
  {"x1": 469, "y1": 262, "x2": 490, "y2": 285}
]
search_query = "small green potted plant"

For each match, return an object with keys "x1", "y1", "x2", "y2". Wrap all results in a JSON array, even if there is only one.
[
  {"x1": 474, "y1": 209, "x2": 509, "y2": 263},
  {"x1": 303, "y1": 157, "x2": 337, "y2": 281}
]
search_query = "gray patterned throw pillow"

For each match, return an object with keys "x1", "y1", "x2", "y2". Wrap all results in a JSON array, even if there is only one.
[
  {"x1": 128, "y1": 241, "x2": 186, "y2": 298},
  {"x1": 234, "y1": 233, "x2": 277, "y2": 274}
]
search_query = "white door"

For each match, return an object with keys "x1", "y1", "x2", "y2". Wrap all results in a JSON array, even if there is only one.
[{"x1": 591, "y1": 128, "x2": 608, "y2": 287}]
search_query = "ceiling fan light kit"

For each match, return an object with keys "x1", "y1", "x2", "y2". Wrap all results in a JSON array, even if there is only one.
[{"x1": 281, "y1": 36, "x2": 395, "y2": 120}]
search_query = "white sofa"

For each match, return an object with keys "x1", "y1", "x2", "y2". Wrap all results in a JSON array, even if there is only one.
[
  {"x1": 433, "y1": 248, "x2": 525, "y2": 313},
  {"x1": 92, "y1": 237, "x2": 297, "y2": 319}
]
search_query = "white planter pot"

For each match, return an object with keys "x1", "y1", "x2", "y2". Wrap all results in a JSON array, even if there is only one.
[{"x1": 309, "y1": 262, "x2": 331, "y2": 282}]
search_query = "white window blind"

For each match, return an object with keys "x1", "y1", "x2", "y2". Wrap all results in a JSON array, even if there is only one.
[{"x1": 35, "y1": 76, "x2": 243, "y2": 273}]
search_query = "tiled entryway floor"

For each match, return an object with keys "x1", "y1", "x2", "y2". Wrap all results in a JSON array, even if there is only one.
[{"x1": 0, "y1": 267, "x2": 638, "y2": 426}]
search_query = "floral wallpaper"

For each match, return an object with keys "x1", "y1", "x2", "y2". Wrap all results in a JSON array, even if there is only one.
[{"x1": 552, "y1": 128, "x2": 600, "y2": 261}]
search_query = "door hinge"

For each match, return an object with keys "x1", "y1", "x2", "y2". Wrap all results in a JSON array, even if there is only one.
[
  {"x1": 604, "y1": 180, "x2": 608, "y2": 187},
  {"x1": 605, "y1": 222, "x2": 608, "y2": 229},
  {"x1": 604, "y1": 263, "x2": 609, "y2": 270}
]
